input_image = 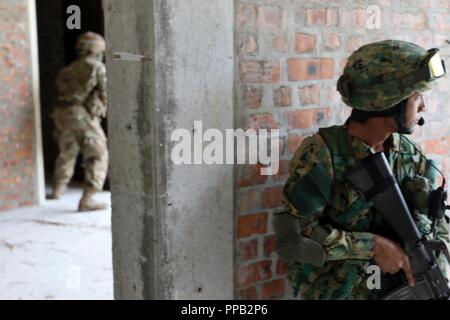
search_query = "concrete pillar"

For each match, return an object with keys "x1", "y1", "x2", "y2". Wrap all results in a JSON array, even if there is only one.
[{"x1": 104, "y1": 0, "x2": 234, "y2": 300}]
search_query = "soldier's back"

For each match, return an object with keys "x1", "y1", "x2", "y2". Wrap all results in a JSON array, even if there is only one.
[{"x1": 56, "y1": 57, "x2": 103, "y2": 106}]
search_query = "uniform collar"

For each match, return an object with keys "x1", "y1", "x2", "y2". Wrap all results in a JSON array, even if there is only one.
[{"x1": 343, "y1": 125, "x2": 400, "y2": 159}]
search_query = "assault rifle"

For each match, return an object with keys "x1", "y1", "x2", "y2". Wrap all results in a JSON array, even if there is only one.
[{"x1": 346, "y1": 152, "x2": 450, "y2": 300}]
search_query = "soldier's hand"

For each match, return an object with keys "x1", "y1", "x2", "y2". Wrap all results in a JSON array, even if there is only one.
[{"x1": 373, "y1": 235, "x2": 415, "y2": 287}]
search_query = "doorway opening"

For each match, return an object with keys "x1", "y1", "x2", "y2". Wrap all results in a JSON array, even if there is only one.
[
  {"x1": 0, "y1": 0, "x2": 113, "y2": 300},
  {"x1": 36, "y1": 0, "x2": 107, "y2": 189}
]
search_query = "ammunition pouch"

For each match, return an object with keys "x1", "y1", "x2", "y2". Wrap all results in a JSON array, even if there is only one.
[{"x1": 403, "y1": 175, "x2": 433, "y2": 211}]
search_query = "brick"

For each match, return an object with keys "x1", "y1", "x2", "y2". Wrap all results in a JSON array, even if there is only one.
[
  {"x1": 272, "y1": 35, "x2": 288, "y2": 53},
  {"x1": 237, "y1": 260, "x2": 273, "y2": 286},
  {"x1": 323, "y1": 33, "x2": 341, "y2": 50},
  {"x1": 247, "y1": 113, "x2": 279, "y2": 131},
  {"x1": 0, "y1": 204, "x2": 13, "y2": 212},
  {"x1": 379, "y1": 0, "x2": 392, "y2": 6},
  {"x1": 256, "y1": 6, "x2": 285, "y2": 28},
  {"x1": 238, "y1": 189, "x2": 262, "y2": 214},
  {"x1": 14, "y1": 149, "x2": 30, "y2": 159},
  {"x1": 241, "y1": 34, "x2": 258, "y2": 54},
  {"x1": 346, "y1": 36, "x2": 364, "y2": 52},
  {"x1": 239, "y1": 239, "x2": 259, "y2": 261},
  {"x1": 340, "y1": 9, "x2": 367, "y2": 28},
  {"x1": 429, "y1": 13, "x2": 450, "y2": 31},
  {"x1": 285, "y1": 108, "x2": 332, "y2": 129},
  {"x1": 246, "y1": 86, "x2": 263, "y2": 109},
  {"x1": 237, "y1": 264, "x2": 259, "y2": 286},
  {"x1": 238, "y1": 164, "x2": 268, "y2": 188},
  {"x1": 240, "y1": 60, "x2": 281, "y2": 83},
  {"x1": 288, "y1": 59, "x2": 335, "y2": 81},
  {"x1": 239, "y1": 286, "x2": 258, "y2": 300},
  {"x1": 273, "y1": 160, "x2": 290, "y2": 182},
  {"x1": 276, "y1": 259, "x2": 288, "y2": 276},
  {"x1": 274, "y1": 86, "x2": 292, "y2": 107},
  {"x1": 393, "y1": 13, "x2": 427, "y2": 30},
  {"x1": 263, "y1": 187, "x2": 283, "y2": 209},
  {"x1": 18, "y1": 200, "x2": 34, "y2": 207},
  {"x1": 428, "y1": 0, "x2": 449, "y2": 9},
  {"x1": 264, "y1": 235, "x2": 277, "y2": 256},
  {"x1": 262, "y1": 279, "x2": 285, "y2": 299},
  {"x1": 288, "y1": 134, "x2": 304, "y2": 154},
  {"x1": 257, "y1": 260, "x2": 273, "y2": 281},
  {"x1": 237, "y1": 4, "x2": 256, "y2": 29},
  {"x1": 306, "y1": 8, "x2": 338, "y2": 26},
  {"x1": 237, "y1": 213, "x2": 268, "y2": 239},
  {"x1": 295, "y1": 33, "x2": 316, "y2": 53},
  {"x1": 424, "y1": 138, "x2": 450, "y2": 155},
  {"x1": 299, "y1": 84, "x2": 320, "y2": 105}
]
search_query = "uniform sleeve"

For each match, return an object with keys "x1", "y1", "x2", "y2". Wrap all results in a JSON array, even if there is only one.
[
  {"x1": 283, "y1": 135, "x2": 375, "y2": 262},
  {"x1": 96, "y1": 63, "x2": 107, "y2": 104}
]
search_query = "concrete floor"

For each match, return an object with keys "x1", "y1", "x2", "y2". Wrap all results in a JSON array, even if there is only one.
[{"x1": 0, "y1": 188, "x2": 113, "y2": 300}]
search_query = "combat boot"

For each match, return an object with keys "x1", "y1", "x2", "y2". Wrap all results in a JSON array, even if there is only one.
[
  {"x1": 78, "y1": 190, "x2": 108, "y2": 212},
  {"x1": 48, "y1": 183, "x2": 68, "y2": 200}
]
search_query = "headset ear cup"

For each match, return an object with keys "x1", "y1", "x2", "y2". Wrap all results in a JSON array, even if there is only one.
[{"x1": 337, "y1": 74, "x2": 352, "y2": 98}]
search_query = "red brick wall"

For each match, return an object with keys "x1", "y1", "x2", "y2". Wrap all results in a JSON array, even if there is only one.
[
  {"x1": 0, "y1": 0, "x2": 38, "y2": 211},
  {"x1": 235, "y1": 0, "x2": 450, "y2": 300}
]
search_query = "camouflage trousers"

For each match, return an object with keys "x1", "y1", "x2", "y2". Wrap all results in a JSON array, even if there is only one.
[{"x1": 52, "y1": 105, "x2": 109, "y2": 192}]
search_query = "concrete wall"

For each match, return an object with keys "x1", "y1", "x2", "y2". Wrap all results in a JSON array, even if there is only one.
[
  {"x1": 105, "y1": 0, "x2": 234, "y2": 299},
  {"x1": 234, "y1": 0, "x2": 450, "y2": 300},
  {"x1": 0, "y1": 0, "x2": 44, "y2": 211}
]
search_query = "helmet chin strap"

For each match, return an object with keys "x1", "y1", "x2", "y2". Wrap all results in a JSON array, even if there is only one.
[{"x1": 392, "y1": 99, "x2": 418, "y2": 135}]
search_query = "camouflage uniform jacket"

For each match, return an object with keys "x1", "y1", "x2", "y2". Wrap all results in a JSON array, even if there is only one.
[
  {"x1": 283, "y1": 125, "x2": 450, "y2": 300},
  {"x1": 55, "y1": 56, "x2": 107, "y2": 118}
]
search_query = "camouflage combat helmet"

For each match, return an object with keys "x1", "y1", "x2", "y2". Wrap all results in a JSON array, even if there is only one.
[
  {"x1": 75, "y1": 32, "x2": 106, "y2": 55},
  {"x1": 337, "y1": 40, "x2": 444, "y2": 111}
]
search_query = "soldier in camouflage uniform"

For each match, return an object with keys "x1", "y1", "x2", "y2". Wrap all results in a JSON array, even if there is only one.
[
  {"x1": 278, "y1": 40, "x2": 450, "y2": 299},
  {"x1": 49, "y1": 32, "x2": 109, "y2": 212}
]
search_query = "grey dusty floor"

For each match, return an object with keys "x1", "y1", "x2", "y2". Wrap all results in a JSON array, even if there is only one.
[{"x1": 0, "y1": 188, "x2": 113, "y2": 300}]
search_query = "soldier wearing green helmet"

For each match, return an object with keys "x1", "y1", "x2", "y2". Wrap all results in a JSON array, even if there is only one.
[
  {"x1": 276, "y1": 40, "x2": 450, "y2": 299},
  {"x1": 49, "y1": 32, "x2": 109, "y2": 212}
]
